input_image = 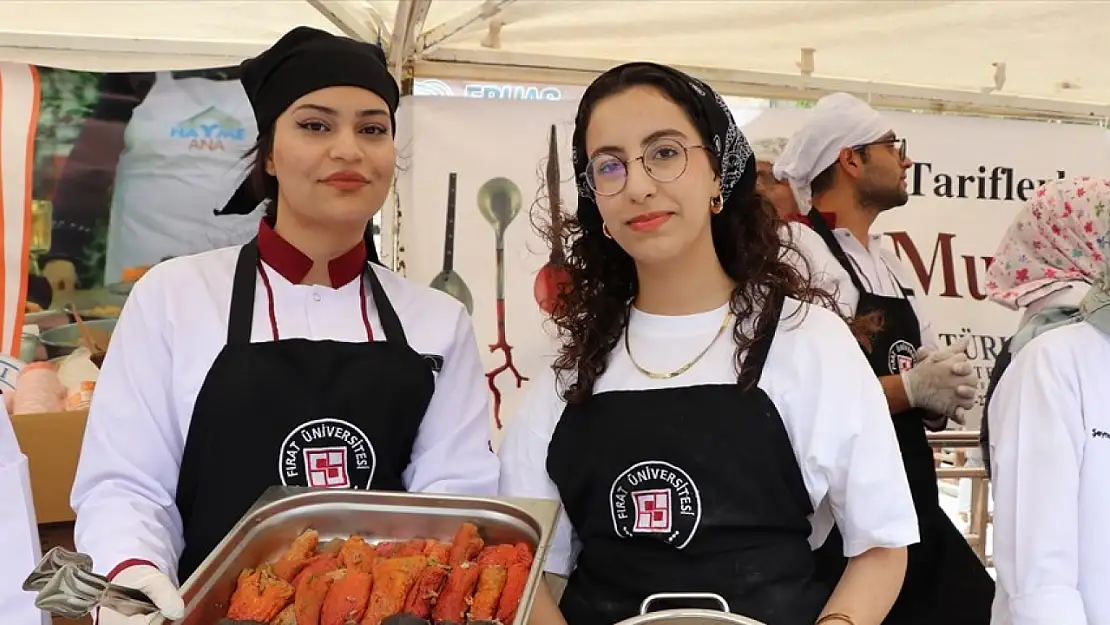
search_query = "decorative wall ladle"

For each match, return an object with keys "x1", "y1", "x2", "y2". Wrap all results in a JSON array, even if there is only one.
[{"x1": 477, "y1": 176, "x2": 529, "y2": 428}]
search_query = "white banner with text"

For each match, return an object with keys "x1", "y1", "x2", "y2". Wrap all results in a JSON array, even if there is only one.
[{"x1": 395, "y1": 96, "x2": 1110, "y2": 441}]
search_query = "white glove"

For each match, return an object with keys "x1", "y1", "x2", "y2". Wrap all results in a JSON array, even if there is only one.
[
  {"x1": 901, "y1": 347, "x2": 979, "y2": 416},
  {"x1": 97, "y1": 565, "x2": 185, "y2": 625},
  {"x1": 914, "y1": 335, "x2": 971, "y2": 364},
  {"x1": 909, "y1": 336, "x2": 977, "y2": 420},
  {"x1": 934, "y1": 338, "x2": 979, "y2": 422}
]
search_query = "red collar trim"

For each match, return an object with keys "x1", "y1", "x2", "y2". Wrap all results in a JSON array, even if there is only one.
[{"x1": 257, "y1": 219, "x2": 367, "y2": 287}]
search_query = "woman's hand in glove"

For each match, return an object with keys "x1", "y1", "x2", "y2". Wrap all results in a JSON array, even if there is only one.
[
  {"x1": 900, "y1": 349, "x2": 979, "y2": 416},
  {"x1": 98, "y1": 564, "x2": 185, "y2": 624}
]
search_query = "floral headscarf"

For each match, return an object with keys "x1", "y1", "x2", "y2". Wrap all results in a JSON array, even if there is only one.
[{"x1": 986, "y1": 176, "x2": 1110, "y2": 350}]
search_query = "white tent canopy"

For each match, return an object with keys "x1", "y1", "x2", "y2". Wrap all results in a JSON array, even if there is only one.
[{"x1": 3, "y1": 0, "x2": 1110, "y2": 120}]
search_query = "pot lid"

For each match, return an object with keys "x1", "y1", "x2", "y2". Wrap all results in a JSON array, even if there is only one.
[{"x1": 612, "y1": 593, "x2": 767, "y2": 625}]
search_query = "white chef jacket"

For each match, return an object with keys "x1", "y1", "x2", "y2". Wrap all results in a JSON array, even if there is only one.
[
  {"x1": 71, "y1": 243, "x2": 500, "y2": 580},
  {"x1": 0, "y1": 401, "x2": 49, "y2": 625},
  {"x1": 989, "y1": 321, "x2": 1110, "y2": 625},
  {"x1": 783, "y1": 222, "x2": 939, "y2": 351},
  {"x1": 499, "y1": 298, "x2": 920, "y2": 576}
]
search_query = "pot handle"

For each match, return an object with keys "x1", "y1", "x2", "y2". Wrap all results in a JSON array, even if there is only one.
[{"x1": 639, "y1": 593, "x2": 730, "y2": 615}]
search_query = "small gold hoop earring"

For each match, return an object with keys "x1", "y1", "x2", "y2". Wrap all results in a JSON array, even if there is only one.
[
  {"x1": 602, "y1": 223, "x2": 614, "y2": 239},
  {"x1": 710, "y1": 195, "x2": 724, "y2": 214}
]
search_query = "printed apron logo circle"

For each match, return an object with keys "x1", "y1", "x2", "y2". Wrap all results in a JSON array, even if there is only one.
[
  {"x1": 887, "y1": 339, "x2": 917, "y2": 374},
  {"x1": 278, "y1": 418, "x2": 376, "y2": 489},
  {"x1": 609, "y1": 460, "x2": 702, "y2": 549}
]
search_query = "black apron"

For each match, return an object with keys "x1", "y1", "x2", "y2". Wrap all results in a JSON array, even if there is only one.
[
  {"x1": 979, "y1": 336, "x2": 1014, "y2": 479},
  {"x1": 804, "y1": 209, "x2": 993, "y2": 624},
  {"x1": 174, "y1": 238, "x2": 435, "y2": 582},
  {"x1": 547, "y1": 294, "x2": 831, "y2": 625}
]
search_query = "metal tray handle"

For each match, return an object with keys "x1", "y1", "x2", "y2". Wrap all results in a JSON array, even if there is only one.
[{"x1": 640, "y1": 592, "x2": 731, "y2": 615}]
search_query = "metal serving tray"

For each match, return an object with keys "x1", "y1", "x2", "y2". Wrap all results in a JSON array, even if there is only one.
[{"x1": 170, "y1": 486, "x2": 562, "y2": 625}]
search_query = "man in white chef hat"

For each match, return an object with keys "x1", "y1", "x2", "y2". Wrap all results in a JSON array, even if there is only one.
[
  {"x1": 752, "y1": 137, "x2": 801, "y2": 218},
  {"x1": 775, "y1": 93, "x2": 995, "y2": 624}
]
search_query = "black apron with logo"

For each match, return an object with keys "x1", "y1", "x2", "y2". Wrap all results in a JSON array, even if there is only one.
[
  {"x1": 547, "y1": 294, "x2": 831, "y2": 625},
  {"x1": 174, "y1": 238, "x2": 436, "y2": 582},
  {"x1": 804, "y1": 209, "x2": 993, "y2": 624}
]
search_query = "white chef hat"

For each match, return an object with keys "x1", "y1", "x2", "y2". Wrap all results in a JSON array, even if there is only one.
[
  {"x1": 773, "y1": 93, "x2": 890, "y2": 209},
  {"x1": 752, "y1": 137, "x2": 790, "y2": 164}
]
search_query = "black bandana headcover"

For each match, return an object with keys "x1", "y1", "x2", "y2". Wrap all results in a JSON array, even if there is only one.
[
  {"x1": 214, "y1": 26, "x2": 398, "y2": 263},
  {"x1": 215, "y1": 26, "x2": 398, "y2": 217},
  {"x1": 571, "y1": 62, "x2": 755, "y2": 232}
]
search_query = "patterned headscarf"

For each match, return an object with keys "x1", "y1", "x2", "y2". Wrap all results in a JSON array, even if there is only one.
[
  {"x1": 571, "y1": 62, "x2": 755, "y2": 231},
  {"x1": 986, "y1": 176, "x2": 1110, "y2": 350}
]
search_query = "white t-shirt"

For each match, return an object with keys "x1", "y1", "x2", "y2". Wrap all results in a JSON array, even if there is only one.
[
  {"x1": 0, "y1": 401, "x2": 48, "y2": 624},
  {"x1": 989, "y1": 321, "x2": 1110, "y2": 625},
  {"x1": 72, "y1": 245, "x2": 500, "y2": 582},
  {"x1": 783, "y1": 222, "x2": 938, "y2": 351},
  {"x1": 499, "y1": 298, "x2": 920, "y2": 576}
]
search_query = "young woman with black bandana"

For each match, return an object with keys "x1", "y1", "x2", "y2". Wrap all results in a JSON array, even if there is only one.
[
  {"x1": 69, "y1": 27, "x2": 499, "y2": 625},
  {"x1": 498, "y1": 63, "x2": 920, "y2": 625}
]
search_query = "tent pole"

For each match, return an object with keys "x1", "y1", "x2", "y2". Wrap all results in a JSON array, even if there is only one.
[
  {"x1": 384, "y1": 0, "x2": 433, "y2": 273},
  {"x1": 305, "y1": 0, "x2": 386, "y2": 43},
  {"x1": 419, "y1": 0, "x2": 521, "y2": 54},
  {"x1": 414, "y1": 50, "x2": 1110, "y2": 123}
]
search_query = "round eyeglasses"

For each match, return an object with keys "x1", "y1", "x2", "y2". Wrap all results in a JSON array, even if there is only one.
[{"x1": 583, "y1": 138, "x2": 708, "y2": 197}]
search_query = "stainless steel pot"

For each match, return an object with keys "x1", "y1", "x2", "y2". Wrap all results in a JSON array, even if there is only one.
[{"x1": 614, "y1": 593, "x2": 768, "y2": 625}]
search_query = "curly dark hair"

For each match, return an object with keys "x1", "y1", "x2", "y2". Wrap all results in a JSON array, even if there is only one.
[{"x1": 534, "y1": 65, "x2": 850, "y2": 405}]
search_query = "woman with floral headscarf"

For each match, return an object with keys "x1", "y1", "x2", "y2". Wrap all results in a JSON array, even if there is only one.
[
  {"x1": 985, "y1": 176, "x2": 1110, "y2": 625},
  {"x1": 979, "y1": 178, "x2": 1101, "y2": 472}
]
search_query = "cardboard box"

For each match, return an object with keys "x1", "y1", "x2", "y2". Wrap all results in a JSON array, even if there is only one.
[{"x1": 12, "y1": 410, "x2": 87, "y2": 524}]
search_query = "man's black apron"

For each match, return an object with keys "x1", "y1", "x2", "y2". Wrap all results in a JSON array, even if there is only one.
[
  {"x1": 547, "y1": 294, "x2": 831, "y2": 625},
  {"x1": 804, "y1": 209, "x2": 993, "y2": 624},
  {"x1": 979, "y1": 336, "x2": 1014, "y2": 479},
  {"x1": 174, "y1": 238, "x2": 435, "y2": 583}
]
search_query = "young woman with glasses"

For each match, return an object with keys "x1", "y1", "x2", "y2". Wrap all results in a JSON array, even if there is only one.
[{"x1": 498, "y1": 62, "x2": 920, "y2": 625}]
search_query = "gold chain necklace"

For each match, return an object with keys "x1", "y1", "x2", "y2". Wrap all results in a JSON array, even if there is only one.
[{"x1": 624, "y1": 309, "x2": 734, "y2": 380}]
